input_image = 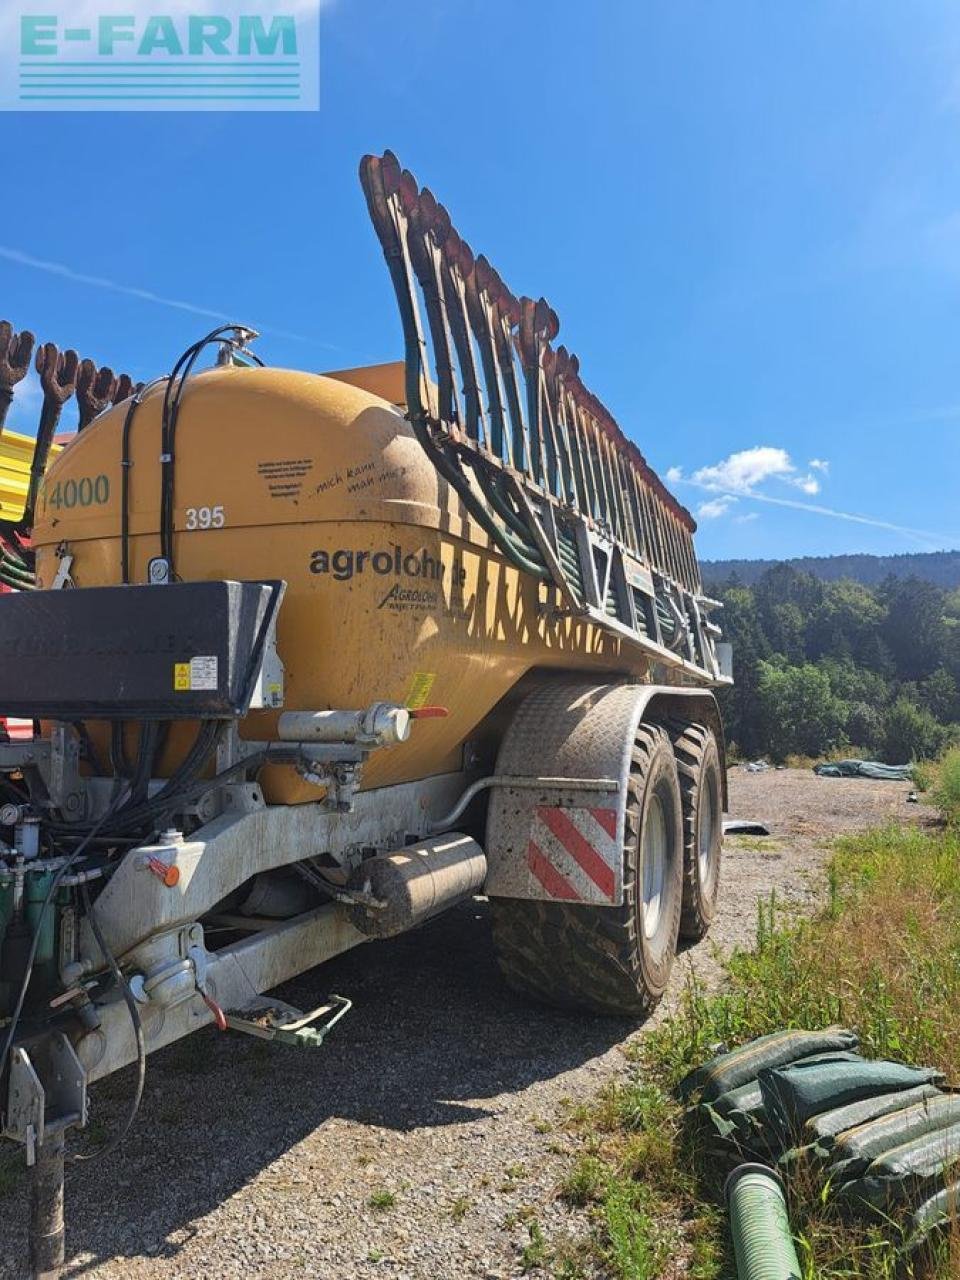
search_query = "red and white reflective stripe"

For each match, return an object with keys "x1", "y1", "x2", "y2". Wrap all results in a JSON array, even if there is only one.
[{"x1": 525, "y1": 805, "x2": 620, "y2": 902}]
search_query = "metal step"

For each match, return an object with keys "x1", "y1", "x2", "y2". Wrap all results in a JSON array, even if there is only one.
[{"x1": 224, "y1": 994, "x2": 351, "y2": 1048}]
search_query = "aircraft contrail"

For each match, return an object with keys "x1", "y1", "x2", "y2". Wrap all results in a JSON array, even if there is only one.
[
  {"x1": 0, "y1": 245, "x2": 337, "y2": 349},
  {"x1": 684, "y1": 480, "x2": 956, "y2": 549}
]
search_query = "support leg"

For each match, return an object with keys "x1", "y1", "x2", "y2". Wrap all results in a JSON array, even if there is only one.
[{"x1": 29, "y1": 1130, "x2": 64, "y2": 1280}]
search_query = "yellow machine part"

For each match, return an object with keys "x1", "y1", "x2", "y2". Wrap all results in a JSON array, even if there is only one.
[
  {"x1": 31, "y1": 365, "x2": 653, "y2": 803},
  {"x1": 0, "y1": 427, "x2": 61, "y2": 523}
]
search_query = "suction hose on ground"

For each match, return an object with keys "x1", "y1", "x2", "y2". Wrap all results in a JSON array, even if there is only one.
[{"x1": 724, "y1": 1164, "x2": 802, "y2": 1280}]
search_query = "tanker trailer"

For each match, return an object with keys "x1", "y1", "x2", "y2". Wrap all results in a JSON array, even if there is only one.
[{"x1": 0, "y1": 150, "x2": 730, "y2": 1276}]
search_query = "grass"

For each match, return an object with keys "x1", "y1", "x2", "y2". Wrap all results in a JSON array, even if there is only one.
[
  {"x1": 519, "y1": 1220, "x2": 550, "y2": 1272},
  {"x1": 543, "y1": 823, "x2": 960, "y2": 1279},
  {"x1": 933, "y1": 747, "x2": 960, "y2": 825},
  {"x1": 367, "y1": 1187, "x2": 397, "y2": 1211},
  {"x1": 725, "y1": 834, "x2": 783, "y2": 854},
  {"x1": 449, "y1": 1194, "x2": 472, "y2": 1221},
  {"x1": 782, "y1": 746, "x2": 865, "y2": 770},
  {"x1": 554, "y1": 1080, "x2": 698, "y2": 1278},
  {"x1": 506, "y1": 1206, "x2": 598, "y2": 1276},
  {"x1": 912, "y1": 759, "x2": 937, "y2": 793},
  {"x1": 501, "y1": 1160, "x2": 528, "y2": 1192}
]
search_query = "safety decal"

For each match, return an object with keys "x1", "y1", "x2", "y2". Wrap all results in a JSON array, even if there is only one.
[
  {"x1": 173, "y1": 655, "x2": 219, "y2": 692},
  {"x1": 405, "y1": 671, "x2": 436, "y2": 710},
  {"x1": 526, "y1": 806, "x2": 620, "y2": 903}
]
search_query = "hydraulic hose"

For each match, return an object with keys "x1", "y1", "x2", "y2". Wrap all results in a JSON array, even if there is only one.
[{"x1": 724, "y1": 1164, "x2": 802, "y2": 1280}]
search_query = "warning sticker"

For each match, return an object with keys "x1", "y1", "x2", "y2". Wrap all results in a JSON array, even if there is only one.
[
  {"x1": 189, "y1": 656, "x2": 219, "y2": 691},
  {"x1": 173, "y1": 656, "x2": 219, "y2": 692},
  {"x1": 405, "y1": 671, "x2": 436, "y2": 710}
]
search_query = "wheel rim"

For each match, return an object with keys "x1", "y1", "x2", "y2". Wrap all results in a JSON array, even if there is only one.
[
  {"x1": 642, "y1": 793, "x2": 667, "y2": 939},
  {"x1": 699, "y1": 769, "x2": 719, "y2": 889}
]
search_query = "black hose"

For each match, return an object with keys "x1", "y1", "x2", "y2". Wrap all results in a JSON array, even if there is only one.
[
  {"x1": 159, "y1": 326, "x2": 256, "y2": 577},
  {"x1": 71, "y1": 722, "x2": 106, "y2": 779},
  {"x1": 109, "y1": 722, "x2": 132, "y2": 780},
  {"x1": 48, "y1": 720, "x2": 223, "y2": 843},
  {"x1": 68, "y1": 882, "x2": 145, "y2": 1164},
  {"x1": 0, "y1": 801, "x2": 121, "y2": 1083},
  {"x1": 92, "y1": 720, "x2": 223, "y2": 837},
  {"x1": 119, "y1": 395, "x2": 141, "y2": 586},
  {"x1": 124, "y1": 721, "x2": 160, "y2": 809}
]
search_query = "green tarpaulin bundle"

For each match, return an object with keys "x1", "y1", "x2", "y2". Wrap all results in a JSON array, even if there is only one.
[
  {"x1": 704, "y1": 1052, "x2": 862, "y2": 1152},
  {"x1": 804, "y1": 1085, "x2": 943, "y2": 1152},
  {"x1": 827, "y1": 1094, "x2": 960, "y2": 1182},
  {"x1": 903, "y1": 1180, "x2": 960, "y2": 1258},
  {"x1": 758, "y1": 1055, "x2": 943, "y2": 1147},
  {"x1": 682, "y1": 1029, "x2": 960, "y2": 1241},
  {"x1": 838, "y1": 1121, "x2": 960, "y2": 1214},
  {"x1": 679, "y1": 1027, "x2": 860, "y2": 1103},
  {"x1": 813, "y1": 759, "x2": 913, "y2": 781}
]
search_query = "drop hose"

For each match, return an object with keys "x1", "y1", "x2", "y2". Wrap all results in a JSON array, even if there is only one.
[{"x1": 724, "y1": 1164, "x2": 803, "y2": 1280}]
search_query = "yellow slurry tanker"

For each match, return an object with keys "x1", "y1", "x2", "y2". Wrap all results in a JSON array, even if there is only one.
[{"x1": 0, "y1": 151, "x2": 729, "y2": 1276}]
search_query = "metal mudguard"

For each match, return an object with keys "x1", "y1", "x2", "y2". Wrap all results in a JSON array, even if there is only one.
[{"x1": 484, "y1": 680, "x2": 723, "y2": 906}]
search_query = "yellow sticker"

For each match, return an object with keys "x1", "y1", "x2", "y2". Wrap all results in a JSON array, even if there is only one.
[
  {"x1": 406, "y1": 671, "x2": 436, "y2": 710},
  {"x1": 174, "y1": 663, "x2": 191, "y2": 692}
]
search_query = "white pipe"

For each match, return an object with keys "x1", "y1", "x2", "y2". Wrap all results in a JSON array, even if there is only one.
[{"x1": 277, "y1": 703, "x2": 410, "y2": 746}]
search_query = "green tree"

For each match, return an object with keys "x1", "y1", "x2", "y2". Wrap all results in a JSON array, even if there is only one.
[
  {"x1": 883, "y1": 697, "x2": 946, "y2": 762},
  {"x1": 918, "y1": 666, "x2": 959, "y2": 722},
  {"x1": 879, "y1": 576, "x2": 948, "y2": 681},
  {"x1": 818, "y1": 656, "x2": 889, "y2": 707},
  {"x1": 754, "y1": 565, "x2": 823, "y2": 664},
  {"x1": 755, "y1": 660, "x2": 847, "y2": 761},
  {"x1": 806, "y1": 578, "x2": 884, "y2": 664},
  {"x1": 713, "y1": 564, "x2": 959, "y2": 760},
  {"x1": 845, "y1": 701, "x2": 884, "y2": 754},
  {"x1": 712, "y1": 581, "x2": 770, "y2": 756}
]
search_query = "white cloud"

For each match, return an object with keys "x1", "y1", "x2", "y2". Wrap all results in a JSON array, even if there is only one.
[
  {"x1": 697, "y1": 495, "x2": 738, "y2": 520},
  {"x1": 690, "y1": 444, "x2": 824, "y2": 498},
  {"x1": 672, "y1": 443, "x2": 955, "y2": 546},
  {"x1": 734, "y1": 512, "x2": 759, "y2": 524},
  {"x1": 692, "y1": 446, "x2": 794, "y2": 494},
  {"x1": 809, "y1": 458, "x2": 829, "y2": 472},
  {"x1": 665, "y1": 465, "x2": 683, "y2": 484}
]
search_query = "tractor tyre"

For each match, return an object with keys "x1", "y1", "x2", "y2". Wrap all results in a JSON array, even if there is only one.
[
  {"x1": 664, "y1": 719, "x2": 723, "y2": 941},
  {"x1": 489, "y1": 720, "x2": 684, "y2": 1018}
]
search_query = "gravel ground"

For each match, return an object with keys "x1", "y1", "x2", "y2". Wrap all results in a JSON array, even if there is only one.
[{"x1": 0, "y1": 768, "x2": 934, "y2": 1279}]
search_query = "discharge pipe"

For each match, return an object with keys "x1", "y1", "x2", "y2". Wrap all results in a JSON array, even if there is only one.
[
  {"x1": 277, "y1": 703, "x2": 410, "y2": 748},
  {"x1": 724, "y1": 1164, "x2": 802, "y2": 1280}
]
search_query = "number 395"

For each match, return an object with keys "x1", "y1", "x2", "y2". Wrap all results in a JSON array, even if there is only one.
[{"x1": 184, "y1": 505, "x2": 225, "y2": 530}]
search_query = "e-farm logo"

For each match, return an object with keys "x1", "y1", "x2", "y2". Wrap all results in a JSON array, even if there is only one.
[{"x1": 2, "y1": 2, "x2": 319, "y2": 111}]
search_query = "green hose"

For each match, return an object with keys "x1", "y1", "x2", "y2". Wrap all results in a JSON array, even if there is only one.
[{"x1": 725, "y1": 1164, "x2": 802, "y2": 1280}]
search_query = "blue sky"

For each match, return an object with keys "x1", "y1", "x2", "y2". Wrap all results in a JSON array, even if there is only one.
[{"x1": 3, "y1": 0, "x2": 960, "y2": 560}]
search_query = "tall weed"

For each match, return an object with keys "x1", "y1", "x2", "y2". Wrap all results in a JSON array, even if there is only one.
[{"x1": 933, "y1": 747, "x2": 960, "y2": 826}]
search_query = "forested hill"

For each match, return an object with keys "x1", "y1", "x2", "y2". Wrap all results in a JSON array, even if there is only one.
[
  {"x1": 712, "y1": 563, "x2": 960, "y2": 763},
  {"x1": 702, "y1": 550, "x2": 960, "y2": 589}
]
